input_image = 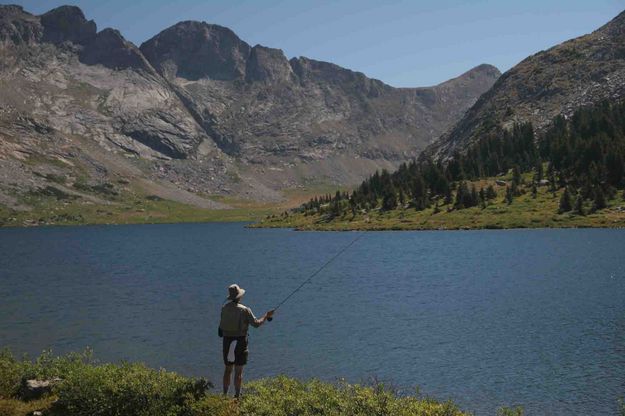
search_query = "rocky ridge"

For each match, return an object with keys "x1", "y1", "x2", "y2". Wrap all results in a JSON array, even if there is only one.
[
  {"x1": 0, "y1": 4, "x2": 499, "y2": 216},
  {"x1": 422, "y1": 10, "x2": 625, "y2": 162}
]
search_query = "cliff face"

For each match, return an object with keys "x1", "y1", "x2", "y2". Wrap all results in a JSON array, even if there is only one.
[
  {"x1": 140, "y1": 22, "x2": 499, "y2": 166},
  {"x1": 0, "y1": 5, "x2": 498, "y2": 213},
  {"x1": 422, "y1": 10, "x2": 625, "y2": 162}
]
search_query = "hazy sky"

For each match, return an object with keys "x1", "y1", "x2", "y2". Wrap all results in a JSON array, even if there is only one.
[{"x1": 10, "y1": 0, "x2": 624, "y2": 87}]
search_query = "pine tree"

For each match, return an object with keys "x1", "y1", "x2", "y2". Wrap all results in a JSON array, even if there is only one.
[
  {"x1": 512, "y1": 165, "x2": 522, "y2": 187},
  {"x1": 381, "y1": 188, "x2": 397, "y2": 211},
  {"x1": 454, "y1": 182, "x2": 468, "y2": 209},
  {"x1": 470, "y1": 185, "x2": 479, "y2": 207},
  {"x1": 349, "y1": 197, "x2": 357, "y2": 218},
  {"x1": 433, "y1": 201, "x2": 441, "y2": 214},
  {"x1": 535, "y1": 161, "x2": 544, "y2": 182},
  {"x1": 593, "y1": 187, "x2": 607, "y2": 211},
  {"x1": 574, "y1": 194, "x2": 585, "y2": 216},
  {"x1": 558, "y1": 187, "x2": 572, "y2": 213},
  {"x1": 479, "y1": 187, "x2": 486, "y2": 206},
  {"x1": 444, "y1": 188, "x2": 453, "y2": 205},
  {"x1": 622, "y1": 188, "x2": 625, "y2": 201},
  {"x1": 398, "y1": 189, "x2": 406, "y2": 207},
  {"x1": 531, "y1": 183, "x2": 538, "y2": 199},
  {"x1": 486, "y1": 185, "x2": 497, "y2": 200},
  {"x1": 505, "y1": 186, "x2": 513, "y2": 205}
]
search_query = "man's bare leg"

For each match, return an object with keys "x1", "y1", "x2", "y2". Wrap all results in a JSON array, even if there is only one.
[
  {"x1": 223, "y1": 364, "x2": 233, "y2": 395},
  {"x1": 234, "y1": 365, "x2": 244, "y2": 398}
]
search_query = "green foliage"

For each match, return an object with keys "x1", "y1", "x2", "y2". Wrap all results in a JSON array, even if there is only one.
[
  {"x1": 55, "y1": 362, "x2": 210, "y2": 416},
  {"x1": 486, "y1": 185, "x2": 497, "y2": 200},
  {"x1": 0, "y1": 348, "x2": 95, "y2": 399},
  {"x1": 497, "y1": 406, "x2": 524, "y2": 416},
  {"x1": 238, "y1": 376, "x2": 466, "y2": 416},
  {"x1": 574, "y1": 194, "x2": 585, "y2": 216},
  {"x1": 0, "y1": 349, "x2": 22, "y2": 398},
  {"x1": 296, "y1": 99, "x2": 625, "y2": 219},
  {"x1": 1, "y1": 351, "x2": 469, "y2": 416},
  {"x1": 505, "y1": 187, "x2": 513, "y2": 205},
  {"x1": 0, "y1": 397, "x2": 56, "y2": 416},
  {"x1": 188, "y1": 394, "x2": 238, "y2": 416},
  {"x1": 593, "y1": 187, "x2": 607, "y2": 212},
  {"x1": 454, "y1": 182, "x2": 479, "y2": 209},
  {"x1": 559, "y1": 188, "x2": 573, "y2": 213}
]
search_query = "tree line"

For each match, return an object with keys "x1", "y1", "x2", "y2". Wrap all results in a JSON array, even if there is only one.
[{"x1": 298, "y1": 99, "x2": 625, "y2": 218}]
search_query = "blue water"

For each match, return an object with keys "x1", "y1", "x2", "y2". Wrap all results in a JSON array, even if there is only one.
[{"x1": 1, "y1": 224, "x2": 624, "y2": 415}]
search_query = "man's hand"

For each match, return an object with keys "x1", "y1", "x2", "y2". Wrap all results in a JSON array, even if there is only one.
[{"x1": 266, "y1": 310, "x2": 275, "y2": 318}]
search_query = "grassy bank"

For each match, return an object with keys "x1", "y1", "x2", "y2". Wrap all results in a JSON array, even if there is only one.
[
  {"x1": 0, "y1": 182, "x2": 344, "y2": 228},
  {"x1": 255, "y1": 176, "x2": 625, "y2": 231},
  {"x1": 0, "y1": 191, "x2": 279, "y2": 228},
  {"x1": 0, "y1": 349, "x2": 469, "y2": 416}
]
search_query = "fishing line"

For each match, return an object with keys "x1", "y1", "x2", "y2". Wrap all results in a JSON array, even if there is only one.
[{"x1": 267, "y1": 232, "x2": 365, "y2": 320}]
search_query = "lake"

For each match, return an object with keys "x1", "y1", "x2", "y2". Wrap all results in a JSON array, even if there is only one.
[{"x1": 1, "y1": 223, "x2": 624, "y2": 415}]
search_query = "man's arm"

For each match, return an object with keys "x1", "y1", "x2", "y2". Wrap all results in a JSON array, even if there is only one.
[{"x1": 248, "y1": 308, "x2": 275, "y2": 327}]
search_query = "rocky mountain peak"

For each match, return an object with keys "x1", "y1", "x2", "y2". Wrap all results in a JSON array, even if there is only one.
[
  {"x1": 0, "y1": 4, "x2": 41, "y2": 45},
  {"x1": 245, "y1": 45, "x2": 294, "y2": 83},
  {"x1": 597, "y1": 9, "x2": 625, "y2": 37},
  {"x1": 140, "y1": 20, "x2": 251, "y2": 80},
  {"x1": 0, "y1": 3, "x2": 502, "y2": 211},
  {"x1": 462, "y1": 63, "x2": 501, "y2": 79},
  {"x1": 40, "y1": 5, "x2": 96, "y2": 46},
  {"x1": 79, "y1": 28, "x2": 153, "y2": 71},
  {"x1": 0, "y1": 4, "x2": 26, "y2": 16},
  {"x1": 289, "y1": 56, "x2": 389, "y2": 97},
  {"x1": 421, "y1": 8, "x2": 625, "y2": 162}
]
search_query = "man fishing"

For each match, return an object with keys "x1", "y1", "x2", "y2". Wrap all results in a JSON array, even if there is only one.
[{"x1": 219, "y1": 284, "x2": 274, "y2": 398}]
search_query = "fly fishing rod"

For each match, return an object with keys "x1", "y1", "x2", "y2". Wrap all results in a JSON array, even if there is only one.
[{"x1": 267, "y1": 232, "x2": 364, "y2": 321}]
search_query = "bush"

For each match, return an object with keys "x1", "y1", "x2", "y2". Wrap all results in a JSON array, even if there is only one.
[
  {"x1": 1, "y1": 351, "x2": 468, "y2": 416},
  {"x1": 497, "y1": 406, "x2": 524, "y2": 416},
  {"x1": 0, "y1": 349, "x2": 22, "y2": 398},
  {"x1": 189, "y1": 395, "x2": 238, "y2": 416},
  {"x1": 238, "y1": 376, "x2": 465, "y2": 416},
  {"x1": 54, "y1": 362, "x2": 210, "y2": 416},
  {"x1": 0, "y1": 348, "x2": 99, "y2": 398}
]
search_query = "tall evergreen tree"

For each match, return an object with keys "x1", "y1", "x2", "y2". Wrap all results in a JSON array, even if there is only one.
[
  {"x1": 574, "y1": 194, "x2": 585, "y2": 216},
  {"x1": 381, "y1": 188, "x2": 397, "y2": 211},
  {"x1": 443, "y1": 187, "x2": 453, "y2": 205},
  {"x1": 559, "y1": 188, "x2": 573, "y2": 213},
  {"x1": 593, "y1": 187, "x2": 607, "y2": 211},
  {"x1": 534, "y1": 160, "x2": 544, "y2": 182},
  {"x1": 486, "y1": 185, "x2": 497, "y2": 200},
  {"x1": 505, "y1": 186, "x2": 513, "y2": 205}
]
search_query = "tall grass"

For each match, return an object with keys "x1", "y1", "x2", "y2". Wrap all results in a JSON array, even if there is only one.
[{"x1": 0, "y1": 349, "x2": 467, "y2": 416}]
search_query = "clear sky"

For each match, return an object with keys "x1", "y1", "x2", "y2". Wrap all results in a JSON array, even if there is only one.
[{"x1": 9, "y1": 0, "x2": 624, "y2": 87}]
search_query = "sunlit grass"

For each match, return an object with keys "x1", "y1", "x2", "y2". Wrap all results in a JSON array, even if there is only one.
[{"x1": 256, "y1": 180, "x2": 625, "y2": 231}]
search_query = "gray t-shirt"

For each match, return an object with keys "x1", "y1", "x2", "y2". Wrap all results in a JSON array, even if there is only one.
[{"x1": 219, "y1": 301, "x2": 261, "y2": 337}]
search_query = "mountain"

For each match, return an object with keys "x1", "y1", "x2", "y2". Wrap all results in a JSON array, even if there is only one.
[
  {"x1": 422, "y1": 10, "x2": 625, "y2": 162},
  {"x1": 0, "y1": 4, "x2": 499, "y2": 216}
]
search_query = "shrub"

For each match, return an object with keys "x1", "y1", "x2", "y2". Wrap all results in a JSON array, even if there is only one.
[
  {"x1": 54, "y1": 362, "x2": 210, "y2": 416},
  {"x1": 2, "y1": 351, "x2": 469, "y2": 416},
  {"x1": 190, "y1": 395, "x2": 239, "y2": 416},
  {"x1": 238, "y1": 376, "x2": 466, "y2": 416},
  {"x1": 497, "y1": 406, "x2": 524, "y2": 416},
  {"x1": 0, "y1": 349, "x2": 22, "y2": 398}
]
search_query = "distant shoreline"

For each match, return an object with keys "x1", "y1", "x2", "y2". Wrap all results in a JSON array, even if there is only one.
[{"x1": 253, "y1": 222, "x2": 625, "y2": 232}]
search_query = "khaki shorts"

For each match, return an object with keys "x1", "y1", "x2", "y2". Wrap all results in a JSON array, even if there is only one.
[{"x1": 222, "y1": 336, "x2": 248, "y2": 366}]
